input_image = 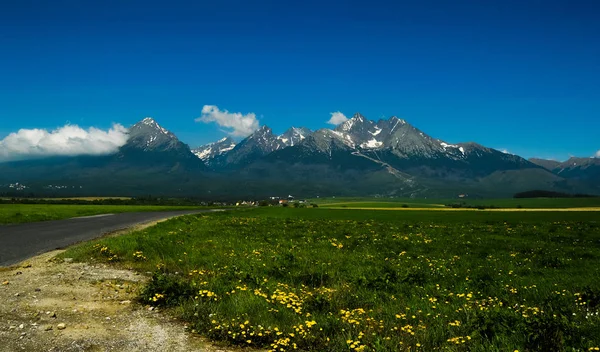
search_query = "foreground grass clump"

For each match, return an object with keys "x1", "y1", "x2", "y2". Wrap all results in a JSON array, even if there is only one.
[{"x1": 63, "y1": 210, "x2": 600, "y2": 351}]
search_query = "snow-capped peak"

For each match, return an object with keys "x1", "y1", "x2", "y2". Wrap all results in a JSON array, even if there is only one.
[
  {"x1": 192, "y1": 137, "x2": 236, "y2": 162},
  {"x1": 139, "y1": 117, "x2": 170, "y2": 136},
  {"x1": 125, "y1": 117, "x2": 181, "y2": 151}
]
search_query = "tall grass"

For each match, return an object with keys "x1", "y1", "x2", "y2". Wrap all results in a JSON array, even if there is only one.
[{"x1": 63, "y1": 209, "x2": 600, "y2": 351}]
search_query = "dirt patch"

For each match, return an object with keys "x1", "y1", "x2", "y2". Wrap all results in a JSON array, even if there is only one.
[{"x1": 0, "y1": 251, "x2": 243, "y2": 351}]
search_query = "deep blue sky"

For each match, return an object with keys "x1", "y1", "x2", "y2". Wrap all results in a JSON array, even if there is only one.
[{"x1": 1, "y1": 0, "x2": 599, "y2": 160}]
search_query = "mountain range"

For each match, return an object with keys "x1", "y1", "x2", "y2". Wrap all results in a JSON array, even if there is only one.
[{"x1": 1, "y1": 114, "x2": 598, "y2": 199}]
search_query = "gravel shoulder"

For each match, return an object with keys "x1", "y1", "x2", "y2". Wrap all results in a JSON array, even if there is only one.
[{"x1": 0, "y1": 227, "x2": 242, "y2": 352}]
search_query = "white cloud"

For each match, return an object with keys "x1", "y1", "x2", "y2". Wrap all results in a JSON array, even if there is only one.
[
  {"x1": 0, "y1": 124, "x2": 129, "y2": 162},
  {"x1": 196, "y1": 105, "x2": 260, "y2": 137},
  {"x1": 500, "y1": 149, "x2": 511, "y2": 154},
  {"x1": 327, "y1": 111, "x2": 348, "y2": 125},
  {"x1": 595, "y1": 150, "x2": 600, "y2": 158}
]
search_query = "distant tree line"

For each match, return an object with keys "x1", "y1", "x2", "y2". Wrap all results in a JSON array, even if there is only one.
[
  {"x1": 445, "y1": 202, "x2": 502, "y2": 210},
  {"x1": 0, "y1": 195, "x2": 232, "y2": 206},
  {"x1": 513, "y1": 190, "x2": 596, "y2": 198},
  {"x1": 0, "y1": 191, "x2": 37, "y2": 198},
  {"x1": 255, "y1": 199, "x2": 318, "y2": 208}
]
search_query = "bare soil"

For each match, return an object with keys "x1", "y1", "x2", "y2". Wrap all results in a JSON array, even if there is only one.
[{"x1": 0, "y1": 221, "x2": 244, "y2": 352}]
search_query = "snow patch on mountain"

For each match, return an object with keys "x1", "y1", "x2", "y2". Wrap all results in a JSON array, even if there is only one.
[
  {"x1": 369, "y1": 127, "x2": 382, "y2": 136},
  {"x1": 194, "y1": 148, "x2": 212, "y2": 160},
  {"x1": 192, "y1": 137, "x2": 236, "y2": 162},
  {"x1": 330, "y1": 130, "x2": 356, "y2": 148},
  {"x1": 339, "y1": 119, "x2": 355, "y2": 132},
  {"x1": 361, "y1": 139, "x2": 383, "y2": 149},
  {"x1": 440, "y1": 142, "x2": 458, "y2": 149}
]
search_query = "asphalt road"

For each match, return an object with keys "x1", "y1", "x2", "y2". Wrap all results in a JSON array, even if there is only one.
[{"x1": 0, "y1": 209, "x2": 221, "y2": 267}]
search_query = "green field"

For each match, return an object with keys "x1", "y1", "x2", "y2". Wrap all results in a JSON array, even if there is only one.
[
  {"x1": 313, "y1": 197, "x2": 600, "y2": 209},
  {"x1": 312, "y1": 197, "x2": 445, "y2": 206},
  {"x1": 61, "y1": 207, "x2": 600, "y2": 351},
  {"x1": 316, "y1": 201, "x2": 445, "y2": 209},
  {"x1": 0, "y1": 204, "x2": 206, "y2": 224},
  {"x1": 244, "y1": 207, "x2": 600, "y2": 223}
]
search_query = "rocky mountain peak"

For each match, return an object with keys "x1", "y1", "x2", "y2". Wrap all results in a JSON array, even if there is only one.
[
  {"x1": 254, "y1": 125, "x2": 272, "y2": 134},
  {"x1": 352, "y1": 112, "x2": 366, "y2": 120},
  {"x1": 278, "y1": 127, "x2": 312, "y2": 147},
  {"x1": 244, "y1": 126, "x2": 280, "y2": 147},
  {"x1": 387, "y1": 116, "x2": 407, "y2": 126},
  {"x1": 336, "y1": 113, "x2": 372, "y2": 133},
  {"x1": 127, "y1": 118, "x2": 179, "y2": 151},
  {"x1": 116, "y1": 118, "x2": 205, "y2": 170},
  {"x1": 134, "y1": 117, "x2": 173, "y2": 136}
]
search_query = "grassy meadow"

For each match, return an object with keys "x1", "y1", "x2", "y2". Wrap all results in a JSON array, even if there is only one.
[
  {"x1": 61, "y1": 207, "x2": 600, "y2": 351},
  {"x1": 0, "y1": 204, "x2": 205, "y2": 224},
  {"x1": 313, "y1": 197, "x2": 600, "y2": 209}
]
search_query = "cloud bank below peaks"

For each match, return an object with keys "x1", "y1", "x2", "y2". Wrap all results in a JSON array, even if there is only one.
[
  {"x1": 0, "y1": 124, "x2": 129, "y2": 162},
  {"x1": 327, "y1": 111, "x2": 348, "y2": 125},
  {"x1": 196, "y1": 105, "x2": 260, "y2": 137}
]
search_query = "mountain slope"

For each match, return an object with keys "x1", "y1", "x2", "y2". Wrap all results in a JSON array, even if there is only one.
[
  {"x1": 528, "y1": 157, "x2": 600, "y2": 187},
  {"x1": 553, "y1": 157, "x2": 600, "y2": 180},
  {"x1": 529, "y1": 158, "x2": 562, "y2": 170}
]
